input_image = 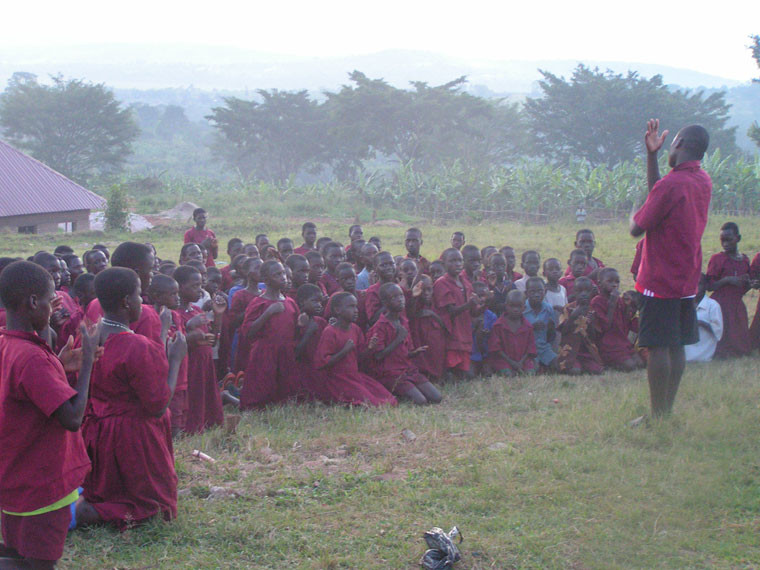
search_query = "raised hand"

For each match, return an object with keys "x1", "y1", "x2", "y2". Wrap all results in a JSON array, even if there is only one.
[
  {"x1": 212, "y1": 294, "x2": 227, "y2": 315},
  {"x1": 412, "y1": 280, "x2": 424, "y2": 298},
  {"x1": 267, "y1": 302, "x2": 286, "y2": 315},
  {"x1": 644, "y1": 118, "x2": 669, "y2": 154},
  {"x1": 58, "y1": 335, "x2": 81, "y2": 373},
  {"x1": 167, "y1": 331, "x2": 188, "y2": 363},
  {"x1": 159, "y1": 306, "x2": 173, "y2": 330},
  {"x1": 344, "y1": 339, "x2": 356, "y2": 352},
  {"x1": 367, "y1": 336, "x2": 379, "y2": 350},
  {"x1": 409, "y1": 345, "x2": 428, "y2": 356},
  {"x1": 297, "y1": 312, "x2": 310, "y2": 327}
]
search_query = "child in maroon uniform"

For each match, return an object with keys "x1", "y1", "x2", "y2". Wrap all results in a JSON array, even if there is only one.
[
  {"x1": 229, "y1": 258, "x2": 263, "y2": 373},
  {"x1": 557, "y1": 277, "x2": 604, "y2": 375},
  {"x1": 285, "y1": 254, "x2": 310, "y2": 299},
  {"x1": 0, "y1": 261, "x2": 96, "y2": 567},
  {"x1": 314, "y1": 293, "x2": 397, "y2": 406},
  {"x1": 409, "y1": 275, "x2": 447, "y2": 380},
  {"x1": 487, "y1": 290, "x2": 537, "y2": 376},
  {"x1": 305, "y1": 250, "x2": 326, "y2": 294},
  {"x1": 450, "y1": 231, "x2": 465, "y2": 250},
  {"x1": 499, "y1": 246, "x2": 522, "y2": 285},
  {"x1": 220, "y1": 238, "x2": 243, "y2": 292},
  {"x1": 149, "y1": 274, "x2": 190, "y2": 436},
  {"x1": 183, "y1": 207, "x2": 218, "y2": 268},
  {"x1": 460, "y1": 245, "x2": 482, "y2": 286},
  {"x1": 404, "y1": 228, "x2": 430, "y2": 275},
  {"x1": 293, "y1": 284, "x2": 328, "y2": 401},
  {"x1": 367, "y1": 283, "x2": 441, "y2": 404},
  {"x1": 434, "y1": 248, "x2": 483, "y2": 377},
  {"x1": 295, "y1": 222, "x2": 318, "y2": 255},
  {"x1": 175, "y1": 266, "x2": 225, "y2": 433},
  {"x1": 77, "y1": 268, "x2": 186, "y2": 531},
  {"x1": 319, "y1": 242, "x2": 345, "y2": 296},
  {"x1": 85, "y1": 242, "x2": 164, "y2": 344},
  {"x1": 590, "y1": 268, "x2": 644, "y2": 371},
  {"x1": 706, "y1": 222, "x2": 752, "y2": 357},
  {"x1": 565, "y1": 229, "x2": 604, "y2": 278},
  {"x1": 324, "y1": 263, "x2": 368, "y2": 329},
  {"x1": 84, "y1": 248, "x2": 108, "y2": 275},
  {"x1": 559, "y1": 249, "x2": 589, "y2": 301},
  {"x1": 364, "y1": 251, "x2": 400, "y2": 327},
  {"x1": 240, "y1": 261, "x2": 303, "y2": 409}
]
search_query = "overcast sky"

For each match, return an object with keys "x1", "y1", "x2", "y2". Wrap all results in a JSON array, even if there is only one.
[{"x1": 3, "y1": 0, "x2": 759, "y2": 82}]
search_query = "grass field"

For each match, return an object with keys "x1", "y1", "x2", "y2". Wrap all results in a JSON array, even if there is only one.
[{"x1": 1, "y1": 216, "x2": 759, "y2": 568}]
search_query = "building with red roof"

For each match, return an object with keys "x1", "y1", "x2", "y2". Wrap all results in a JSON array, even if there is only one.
[{"x1": 0, "y1": 140, "x2": 105, "y2": 233}]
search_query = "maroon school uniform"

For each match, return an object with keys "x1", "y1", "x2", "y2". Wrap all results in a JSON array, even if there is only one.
[
  {"x1": 367, "y1": 314, "x2": 428, "y2": 396},
  {"x1": 406, "y1": 254, "x2": 431, "y2": 276},
  {"x1": 590, "y1": 294, "x2": 639, "y2": 366},
  {"x1": 631, "y1": 239, "x2": 644, "y2": 280},
  {"x1": 319, "y1": 272, "x2": 341, "y2": 297},
  {"x1": 633, "y1": 160, "x2": 711, "y2": 299},
  {"x1": 56, "y1": 304, "x2": 84, "y2": 352},
  {"x1": 487, "y1": 316, "x2": 537, "y2": 372},
  {"x1": 167, "y1": 310, "x2": 189, "y2": 433},
  {"x1": 706, "y1": 252, "x2": 751, "y2": 357},
  {"x1": 0, "y1": 329, "x2": 90, "y2": 561},
  {"x1": 220, "y1": 264, "x2": 234, "y2": 292},
  {"x1": 363, "y1": 282, "x2": 384, "y2": 325},
  {"x1": 294, "y1": 245, "x2": 314, "y2": 256},
  {"x1": 230, "y1": 288, "x2": 259, "y2": 373},
  {"x1": 563, "y1": 257, "x2": 605, "y2": 278},
  {"x1": 180, "y1": 305, "x2": 223, "y2": 433},
  {"x1": 314, "y1": 323, "x2": 397, "y2": 406},
  {"x1": 557, "y1": 302, "x2": 603, "y2": 374},
  {"x1": 294, "y1": 316, "x2": 328, "y2": 401},
  {"x1": 750, "y1": 253, "x2": 760, "y2": 350},
  {"x1": 558, "y1": 274, "x2": 580, "y2": 300},
  {"x1": 325, "y1": 290, "x2": 368, "y2": 330},
  {"x1": 184, "y1": 227, "x2": 217, "y2": 267},
  {"x1": 408, "y1": 308, "x2": 447, "y2": 379},
  {"x1": 86, "y1": 299, "x2": 163, "y2": 343},
  {"x1": 240, "y1": 296, "x2": 303, "y2": 409},
  {"x1": 82, "y1": 332, "x2": 176, "y2": 529},
  {"x1": 433, "y1": 273, "x2": 474, "y2": 370}
]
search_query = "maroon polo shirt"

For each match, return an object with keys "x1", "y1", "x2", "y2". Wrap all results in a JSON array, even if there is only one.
[
  {"x1": 633, "y1": 160, "x2": 711, "y2": 299},
  {"x1": 184, "y1": 227, "x2": 217, "y2": 267}
]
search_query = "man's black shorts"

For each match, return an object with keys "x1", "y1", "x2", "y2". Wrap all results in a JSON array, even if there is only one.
[{"x1": 638, "y1": 296, "x2": 698, "y2": 347}]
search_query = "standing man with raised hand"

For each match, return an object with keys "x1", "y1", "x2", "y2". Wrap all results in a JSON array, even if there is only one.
[{"x1": 630, "y1": 119, "x2": 712, "y2": 418}]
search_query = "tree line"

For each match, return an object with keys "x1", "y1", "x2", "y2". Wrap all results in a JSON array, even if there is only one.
[{"x1": 0, "y1": 56, "x2": 758, "y2": 189}]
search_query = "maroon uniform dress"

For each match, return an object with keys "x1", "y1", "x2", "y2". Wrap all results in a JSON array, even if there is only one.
[
  {"x1": 230, "y1": 288, "x2": 259, "y2": 373},
  {"x1": 487, "y1": 316, "x2": 537, "y2": 372},
  {"x1": 180, "y1": 306, "x2": 223, "y2": 433},
  {"x1": 558, "y1": 274, "x2": 581, "y2": 300},
  {"x1": 294, "y1": 316, "x2": 328, "y2": 401},
  {"x1": 167, "y1": 309, "x2": 189, "y2": 433},
  {"x1": 556, "y1": 302, "x2": 603, "y2": 374},
  {"x1": 367, "y1": 314, "x2": 428, "y2": 396},
  {"x1": 325, "y1": 290, "x2": 368, "y2": 331},
  {"x1": 220, "y1": 264, "x2": 234, "y2": 292},
  {"x1": 563, "y1": 257, "x2": 605, "y2": 278},
  {"x1": 706, "y1": 252, "x2": 752, "y2": 357},
  {"x1": 86, "y1": 299, "x2": 163, "y2": 343},
  {"x1": 0, "y1": 330, "x2": 90, "y2": 561},
  {"x1": 82, "y1": 332, "x2": 177, "y2": 530},
  {"x1": 590, "y1": 294, "x2": 639, "y2": 366},
  {"x1": 749, "y1": 253, "x2": 760, "y2": 350},
  {"x1": 319, "y1": 272, "x2": 341, "y2": 297},
  {"x1": 408, "y1": 307, "x2": 447, "y2": 379},
  {"x1": 433, "y1": 273, "x2": 474, "y2": 371},
  {"x1": 314, "y1": 323, "x2": 397, "y2": 406},
  {"x1": 240, "y1": 296, "x2": 303, "y2": 409},
  {"x1": 363, "y1": 282, "x2": 385, "y2": 326},
  {"x1": 294, "y1": 245, "x2": 313, "y2": 256},
  {"x1": 184, "y1": 227, "x2": 217, "y2": 267},
  {"x1": 56, "y1": 304, "x2": 84, "y2": 352},
  {"x1": 406, "y1": 254, "x2": 431, "y2": 276}
]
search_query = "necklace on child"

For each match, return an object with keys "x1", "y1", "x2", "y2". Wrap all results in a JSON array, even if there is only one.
[{"x1": 101, "y1": 318, "x2": 132, "y2": 332}]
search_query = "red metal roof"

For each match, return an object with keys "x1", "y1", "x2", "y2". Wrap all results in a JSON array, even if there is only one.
[{"x1": 0, "y1": 139, "x2": 106, "y2": 217}]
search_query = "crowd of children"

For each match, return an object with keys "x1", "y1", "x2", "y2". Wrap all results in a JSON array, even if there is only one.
[{"x1": 1, "y1": 206, "x2": 759, "y2": 566}]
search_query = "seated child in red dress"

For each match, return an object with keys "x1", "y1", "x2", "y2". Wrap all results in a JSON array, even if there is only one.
[
  {"x1": 319, "y1": 242, "x2": 345, "y2": 297},
  {"x1": 559, "y1": 249, "x2": 590, "y2": 302},
  {"x1": 590, "y1": 268, "x2": 645, "y2": 371},
  {"x1": 293, "y1": 284, "x2": 328, "y2": 401},
  {"x1": 149, "y1": 274, "x2": 190, "y2": 436},
  {"x1": 565, "y1": 229, "x2": 604, "y2": 278},
  {"x1": 484, "y1": 253, "x2": 514, "y2": 316},
  {"x1": 324, "y1": 263, "x2": 368, "y2": 331},
  {"x1": 240, "y1": 260, "x2": 304, "y2": 409},
  {"x1": 364, "y1": 251, "x2": 400, "y2": 327},
  {"x1": 408, "y1": 275, "x2": 447, "y2": 381},
  {"x1": 305, "y1": 250, "x2": 327, "y2": 295},
  {"x1": 487, "y1": 289, "x2": 537, "y2": 376},
  {"x1": 285, "y1": 254, "x2": 310, "y2": 299},
  {"x1": 706, "y1": 222, "x2": 752, "y2": 357},
  {"x1": 434, "y1": 248, "x2": 484, "y2": 378},
  {"x1": 174, "y1": 266, "x2": 225, "y2": 433},
  {"x1": 77, "y1": 267, "x2": 186, "y2": 530},
  {"x1": 429, "y1": 260, "x2": 445, "y2": 283},
  {"x1": 314, "y1": 292, "x2": 397, "y2": 407},
  {"x1": 0, "y1": 261, "x2": 96, "y2": 567},
  {"x1": 557, "y1": 276, "x2": 604, "y2": 375},
  {"x1": 367, "y1": 283, "x2": 442, "y2": 404}
]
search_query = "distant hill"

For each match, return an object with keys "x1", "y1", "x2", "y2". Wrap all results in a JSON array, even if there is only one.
[{"x1": 0, "y1": 44, "x2": 746, "y2": 93}]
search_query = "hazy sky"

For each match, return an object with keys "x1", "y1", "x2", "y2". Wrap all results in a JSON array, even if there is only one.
[{"x1": 3, "y1": 0, "x2": 759, "y2": 81}]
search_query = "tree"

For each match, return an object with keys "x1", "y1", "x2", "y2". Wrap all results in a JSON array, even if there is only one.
[
  {"x1": 104, "y1": 184, "x2": 129, "y2": 231},
  {"x1": 748, "y1": 34, "x2": 760, "y2": 149},
  {"x1": 0, "y1": 75, "x2": 140, "y2": 184},
  {"x1": 207, "y1": 89, "x2": 324, "y2": 184},
  {"x1": 524, "y1": 65, "x2": 737, "y2": 166}
]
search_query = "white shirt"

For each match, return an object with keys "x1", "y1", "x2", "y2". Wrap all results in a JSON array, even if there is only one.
[
  {"x1": 684, "y1": 296, "x2": 723, "y2": 362},
  {"x1": 544, "y1": 285, "x2": 568, "y2": 309}
]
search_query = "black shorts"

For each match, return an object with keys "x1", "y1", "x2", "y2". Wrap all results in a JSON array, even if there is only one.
[{"x1": 638, "y1": 296, "x2": 698, "y2": 347}]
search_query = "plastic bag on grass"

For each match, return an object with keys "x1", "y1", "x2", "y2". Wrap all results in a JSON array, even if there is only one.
[{"x1": 420, "y1": 526, "x2": 462, "y2": 570}]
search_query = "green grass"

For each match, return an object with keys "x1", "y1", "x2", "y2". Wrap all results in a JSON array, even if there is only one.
[{"x1": 2, "y1": 215, "x2": 760, "y2": 568}]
